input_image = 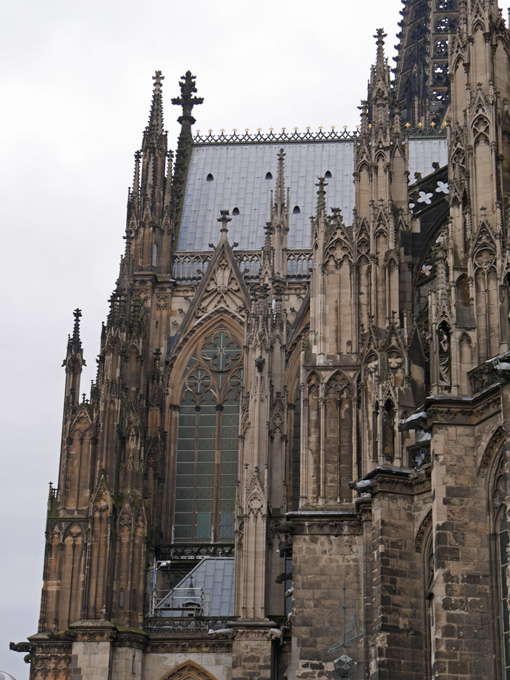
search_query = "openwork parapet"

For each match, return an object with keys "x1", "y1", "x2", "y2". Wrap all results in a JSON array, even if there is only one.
[
  {"x1": 193, "y1": 127, "x2": 354, "y2": 145},
  {"x1": 172, "y1": 250, "x2": 313, "y2": 283},
  {"x1": 192, "y1": 126, "x2": 446, "y2": 145},
  {"x1": 144, "y1": 616, "x2": 235, "y2": 633}
]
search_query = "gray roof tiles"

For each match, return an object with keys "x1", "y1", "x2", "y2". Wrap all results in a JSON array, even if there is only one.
[
  {"x1": 176, "y1": 137, "x2": 449, "y2": 253},
  {"x1": 178, "y1": 141, "x2": 355, "y2": 252},
  {"x1": 157, "y1": 557, "x2": 234, "y2": 617}
]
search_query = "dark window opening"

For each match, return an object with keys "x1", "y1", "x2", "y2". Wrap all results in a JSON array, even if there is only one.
[
  {"x1": 325, "y1": 170, "x2": 332, "y2": 178},
  {"x1": 293, "y1": 206, "x2": 301, "y2": 214},
  {"x1": 265, "y1": 172, "x2": 273, "y2": 180},
  {"x1": 232, "y1": 207, "x2": 240, "y2": 216},
  {"x1": 206, "y1": 173, "x2": 214, "y2": 182}
]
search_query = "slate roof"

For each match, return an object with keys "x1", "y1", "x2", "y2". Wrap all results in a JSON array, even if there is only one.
[
  {"x1": 176, "y1": 137, "x2": 448, "y2": 253},
  {"x1": 156, "y1": 557, "x2": 234, "y2": 617},
  {"x1": 408, "y1": 137, "x2": 448, "y2": 184}
]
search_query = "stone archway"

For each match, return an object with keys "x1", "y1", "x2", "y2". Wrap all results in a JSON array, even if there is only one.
[{"x1": 162, "y1": 660, "x2": 218, "y2": 680}]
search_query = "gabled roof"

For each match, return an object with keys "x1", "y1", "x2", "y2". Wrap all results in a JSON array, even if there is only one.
[
  {"x1": 178, "y1": 140, "x2": 355, "y2": 251},
  {"x1": 176, "y1": 136, "x2": 448, "y2": 253}
]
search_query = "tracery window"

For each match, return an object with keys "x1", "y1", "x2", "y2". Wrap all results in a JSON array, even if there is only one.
[
  {"x1": 174, "y1": 327, "x2": 243, "y2": 543},
  {"x1": 290, "y1": 395, "x2": 301, "y2": 511},
  {"x1": 493, "y1": 456, "x2": 510, "y2": 679}
]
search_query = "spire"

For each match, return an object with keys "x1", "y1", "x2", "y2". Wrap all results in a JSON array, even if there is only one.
[
  {"x1": 275, "y1": 148, "x2": 286, "y2": 217},
  {"x1": 374, "y1": 28, "x2": 387, "y2": 78},
  {"x1": 316, "y1": 177, "x2": 327, "y2": 217},
  {"x1": 131, "y1": 71, "x2": 169, "y2": 261},
  {"x1": 164, "y1": 150, "x2": 173, "y2": 208},
  {"x1": 147, "y1": 71, "x2": 164, "y2": 135},
  {"x1": 267, "y1": 148, "x2": 289, "y2": 278},
  {"x1": 70, "y1": 308, "x2": 82, "y2": 352},
  {"x1": 142, "y1": 71, "x2": 167, "y2": 152},
  {"x1": 367, "y1": 29, "x2": 393, "y2": 133},
  {"x1": 368, "y1": 29, "x2": 391, "y2": 100},
  {"x1": 394, "y1": 0, "x2": 460, "y2": 127},
  {"x1": 63, "y1": 309, "x2": 85, "y2": 407}
]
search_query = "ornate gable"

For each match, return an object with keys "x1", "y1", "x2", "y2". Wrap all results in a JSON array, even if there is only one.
[{"x1": 175, "y1": 213, "x2": 250, "y2": 345}]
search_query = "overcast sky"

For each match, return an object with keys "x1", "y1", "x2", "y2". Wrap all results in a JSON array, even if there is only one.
[{"x1": 2, "y1": 1, "x2": 510, "y2": 678}]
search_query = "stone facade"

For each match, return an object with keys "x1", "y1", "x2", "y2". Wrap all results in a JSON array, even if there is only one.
[{"x1": 15, "y1": 1, "x2": 510, "y2": 679}]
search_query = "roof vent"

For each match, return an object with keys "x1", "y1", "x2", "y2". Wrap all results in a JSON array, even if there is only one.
[
  {"x1": 265, "y1": 172, "x2": 273, "y2": 180},
  {"x1": 325, "y1": 170, "x2": 332, "y2": 178},
  {"x1": 232, "y1": 207, "x2": 240, "y2": 216},
  {"x1": 206, "y1": 173, "x2": 214, "y2": 182},
  {"x1": 293, "y1": 206, "x2": 301, "y2": 214}
]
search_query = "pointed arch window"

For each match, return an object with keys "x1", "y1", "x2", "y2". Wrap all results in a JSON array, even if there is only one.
[
  {"x1": 493, "y1": 455, "x2": 510, "y2": 679},
  {"x1": 423, "y1": 525, "x2": 434, "y2": 680},
  {"x1": 174, "y1": 327, "x2": 243, "y2": 543}
]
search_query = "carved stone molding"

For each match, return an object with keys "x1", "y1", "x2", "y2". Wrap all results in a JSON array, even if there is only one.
[
  {"x1": 228, "y1": 619, "x2": 281, "y2": 642},
  {"x1": 478, "y1": 425, "x2": 506, "y2": 477},
  {"x1": 147, "y1": 639, "x2": 232, "y2": 654},
  {"x1": 426, "y1": 385, "x2": 501, "y2": 427},
  {"x1": 69, "y1": 620, "x2": 117, "y2": 643},
  {"x1": 286, "y1": 510, "x2": 362, "y2": 536},
  {"x1": 161, "y1": 660, "x2": 219, "y2": 679},
  {"x1": 415, "y1": 508, "x2": 432, "y2": 553},
  {"x1": 114, "y1": 630, "x2": 149, "y2": 650}
]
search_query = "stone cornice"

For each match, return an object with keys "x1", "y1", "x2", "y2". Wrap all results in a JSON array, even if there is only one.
[
  {"x1": 351, "y1": 465, "x2": 431, "y2": 498},
  {"x1": 114, "y1": 628, "x2": 149, "y2": 650},
  {"x1": 286, "y1": 508, "x2": 362, "y2": 536},
  {"x1": 226, "y1": 618, "x2": 281, "y2": 642},
  {"x1": 147, "y1": 637, "x2": 233, "y2": 653},
  {"x1": 425, "y1": 383, "x2": 501, "y2": 426},
  {"x1": 69, "y1": 620, "x2": 117, "y2": 643}
]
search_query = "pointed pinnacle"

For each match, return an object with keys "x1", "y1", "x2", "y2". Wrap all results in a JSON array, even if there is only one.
[
  {"x1": 132, "y1": 150, "x2": 141, "y2": 194},
  {"x1": 316, "y1": 177, "x2": 328, "y2": 215},
  {"x1": 147, "y1": 71, "x2": 164, "y2": 134},
  {"x1": 72, "y1": 308, "x2": 82, "y2": 345},
  {"x1": 375, "y1": 28, "x2": 387, "y2": 71},
  {"x1": 275, "y1": 148, "x2": 286, "y2": 210}
]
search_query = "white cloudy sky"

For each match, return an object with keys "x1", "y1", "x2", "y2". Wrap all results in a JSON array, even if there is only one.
[{"x1": 2, "y1": 1, "x2": 510, "y2": 677}]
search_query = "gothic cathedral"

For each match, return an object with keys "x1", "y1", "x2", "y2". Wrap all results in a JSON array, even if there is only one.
[{"x1": 18, "y1": 1, "x2": 510, "y2": 678}]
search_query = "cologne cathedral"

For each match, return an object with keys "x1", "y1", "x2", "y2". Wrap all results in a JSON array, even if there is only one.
[{"x1": 17, "y1": 0, "x2": 510, "y2": 678}]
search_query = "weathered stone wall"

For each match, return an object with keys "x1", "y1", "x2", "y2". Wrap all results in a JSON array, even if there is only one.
[
  {"x1": 71, "y1": 641, "x2": 113, "y2": 680},
  {"x1": 231, "y1": 636, "x2": 273, "y2": 680},
  {"x1": 368, "y1": 486, "x2": 429, "y2": 680},
  {"x1": 430, "y1": 417, "x2": 496, "y2": 679},
  {"x1": 290, "y1": 514, "x2": 364, "y2": 679}
]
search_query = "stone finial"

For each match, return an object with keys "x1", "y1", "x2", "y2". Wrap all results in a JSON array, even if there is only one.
[
  {"x1": 217, "y1": 209, "x2": 232, "y2": 234},
  {"x1": 171, "y1": 71, "x2": 204, "y2": 126},
  {"x1": 374, "y1": 28, "x2": 387, "y2": 65},
  {"x1": 147, "y1": 71, "x2": 164, "y2": 134}
]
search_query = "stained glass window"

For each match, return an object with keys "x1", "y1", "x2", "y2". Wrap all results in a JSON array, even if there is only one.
[{"x1": 174, "y1": 328, "x2": 242, "y2": 543}]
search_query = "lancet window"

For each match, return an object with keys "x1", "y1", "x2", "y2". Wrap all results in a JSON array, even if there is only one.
[
  {"x1": 493, "y1": 455, "x2": 510, "y2": 679},
  {"x1": 174, "y1": 327, "x2": 243, "y2": 544}
]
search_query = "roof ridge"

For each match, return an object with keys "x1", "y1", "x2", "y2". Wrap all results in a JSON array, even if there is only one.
[
  {"x1": 192, "y1": 125, "x2": 447, "y2": 145},
  {"x1": 193, "y1": 126, "x2": 354, "y2": 145}
]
